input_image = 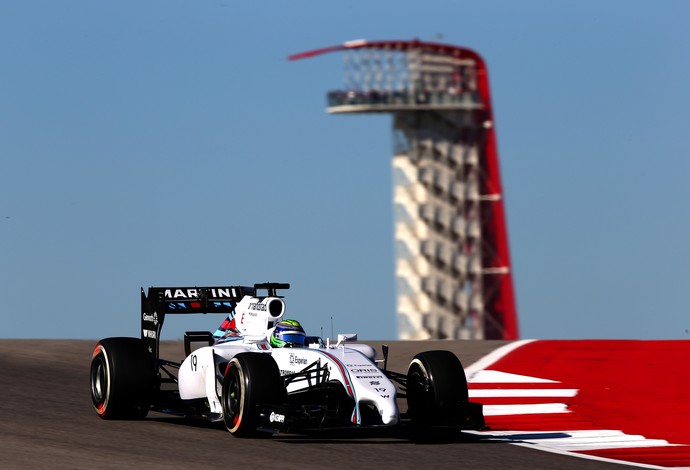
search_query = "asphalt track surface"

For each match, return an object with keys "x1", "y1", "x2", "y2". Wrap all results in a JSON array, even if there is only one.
[{"x1": 0, "y1": 339, "x2": 632, "y2": 469}]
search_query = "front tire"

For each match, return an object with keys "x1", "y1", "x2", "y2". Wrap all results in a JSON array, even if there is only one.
[
  {"x1": 406, "y1": 350, "x2": 469, "y2": 427},
  {"x1": 222, "y1": 353, "x2": 285, "y2": 438},
  {"x1": 90, "y1": 337, "x2": 155, "y2": 419}
]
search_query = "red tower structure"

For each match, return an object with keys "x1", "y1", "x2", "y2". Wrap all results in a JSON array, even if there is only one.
[{"x1": 290, "y1": 40, "x2": 518, "y2": 340}]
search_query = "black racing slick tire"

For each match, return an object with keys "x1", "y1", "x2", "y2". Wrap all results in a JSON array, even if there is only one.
[
  {"x1": 406, "y1": 350, "x2": 469, "y2": 427},
  {"x1": 90, "y1": 337, "x2": 155, "y2": 420},
  {"x1": 221, "y1": 353, "x2": 286, "y2": 438}
]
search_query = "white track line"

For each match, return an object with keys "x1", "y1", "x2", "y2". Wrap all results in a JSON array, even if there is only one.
[
  {"x1": 465, "y1": 339, "x2": 536, "y2": 378},
  {"x1": 469, "y1": 388, "x2": 578, "y2": 398},
  {"x1": 482, "y1": 403, "x2": 570, "y2": 416},
  {"x1": 467, "y1": 429, "x2": 681, "y2": 451},
  {"x1": 469, "y1": 369, "x2": 559, "y2": 383},
  {"x1": 464, "y1": 432, "x2": 681, "y2": 470}
]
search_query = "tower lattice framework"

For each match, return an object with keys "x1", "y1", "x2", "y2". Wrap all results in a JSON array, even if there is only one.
[{"x1": 290, "y1": 40, "x2": 518, "y2": 340}]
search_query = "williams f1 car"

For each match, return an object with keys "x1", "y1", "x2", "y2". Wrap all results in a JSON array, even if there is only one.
[{"x1": 90, "y1": 283, "x2": 485, "y2": 437}]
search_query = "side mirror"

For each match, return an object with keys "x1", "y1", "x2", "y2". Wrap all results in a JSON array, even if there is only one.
[{"x1": 336, "y1": 333, "x2": 357, "y2": 346}]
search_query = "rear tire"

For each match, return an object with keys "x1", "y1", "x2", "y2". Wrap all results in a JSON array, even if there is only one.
[
  {"x1": 221, "y1": 353, "x2": 285, "y2": 438},
  {"x1": 406, "y1": 350, "x2": 468, "y2": 427},
  {"x1": 90, "y1": 337, "x2": 155, "y2": 419}
]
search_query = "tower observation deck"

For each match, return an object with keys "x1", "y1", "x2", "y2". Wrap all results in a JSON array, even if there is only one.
[{"x1": 290, "y1": 39, "x2": 518, "y2": 340}]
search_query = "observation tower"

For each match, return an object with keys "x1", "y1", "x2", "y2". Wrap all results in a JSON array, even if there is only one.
[{"x1": 290, "y1": 39, "x2": 518, "y2": 340}]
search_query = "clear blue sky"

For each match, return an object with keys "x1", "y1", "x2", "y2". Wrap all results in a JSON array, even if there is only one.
[{"x1": 1, "y1": 0, "x2": 689, "y2": 340}]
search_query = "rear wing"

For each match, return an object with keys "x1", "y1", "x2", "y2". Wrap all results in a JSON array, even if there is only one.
[{"x1": 141, "y1": 282, "x2": 289, "y2": 358}]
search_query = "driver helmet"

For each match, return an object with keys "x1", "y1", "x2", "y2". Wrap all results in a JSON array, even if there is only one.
[{"x1": 270, "y1": 319, "x2": 306, "y2": 348}]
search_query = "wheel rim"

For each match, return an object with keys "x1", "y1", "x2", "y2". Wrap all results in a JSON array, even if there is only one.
[
  {"x1": 90, "y1": 354, "x2": 110, "y2": 415},
  {"x1": 408, "y1": 365, "x2": 431, "y2": 409},
  {"x1": 91, "y1": 356, "x2": 106, "y2": 404},
  {"x1": 224, "y1": 370, "x2": 241, "y2": 427}
]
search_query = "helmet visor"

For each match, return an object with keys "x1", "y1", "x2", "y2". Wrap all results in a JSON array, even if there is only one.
[{"x1": 279, "y1": 333, "x2": 306, "y2": 346}]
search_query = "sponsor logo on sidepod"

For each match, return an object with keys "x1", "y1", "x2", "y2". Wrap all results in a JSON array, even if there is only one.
[{"x1": 289, "y1": 353, "x2": 308, "y2": 365}]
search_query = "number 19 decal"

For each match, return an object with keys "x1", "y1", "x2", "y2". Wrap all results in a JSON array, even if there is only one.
[{"x1": 191, "y1": 354, "x2": 198, "y2": 371}]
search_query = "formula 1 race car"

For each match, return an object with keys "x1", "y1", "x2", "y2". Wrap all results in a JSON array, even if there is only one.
[{"x1": 90, "y1": 283, "x2": 485, "y2": 438}]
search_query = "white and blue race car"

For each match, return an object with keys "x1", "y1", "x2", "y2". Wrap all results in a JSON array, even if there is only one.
[{"x1": 90, "y1": 283, "x2": 485, "y2": 438}]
